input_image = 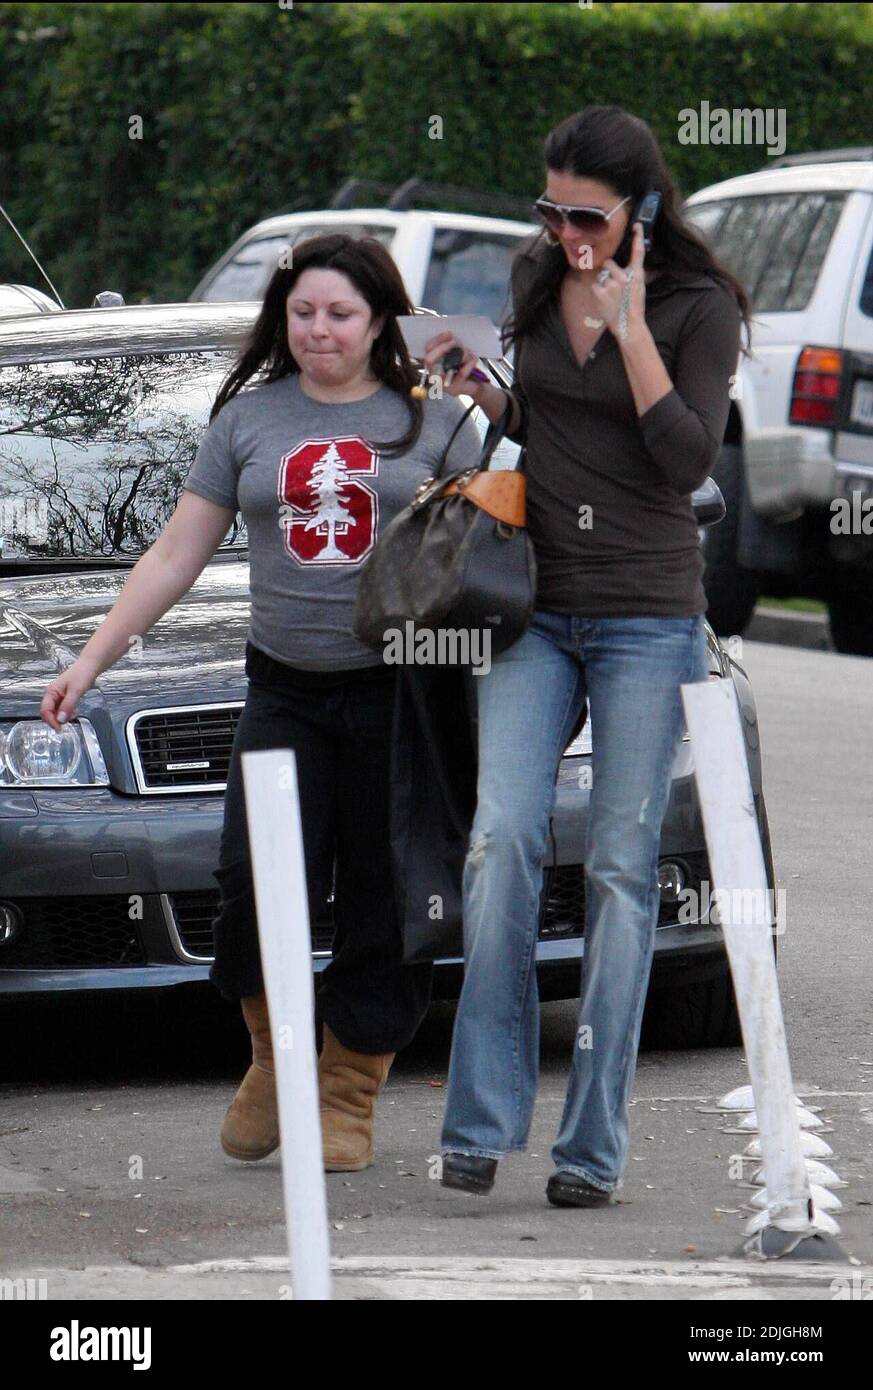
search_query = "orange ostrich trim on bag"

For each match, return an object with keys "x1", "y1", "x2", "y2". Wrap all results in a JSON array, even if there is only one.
[{"x1": 442, "y1": 471, "x2": 526, "y2": 527}]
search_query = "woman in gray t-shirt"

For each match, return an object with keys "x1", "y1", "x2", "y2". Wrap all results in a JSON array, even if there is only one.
[{"x1": 40, "y1": 233, "x2": 481, "y2": 1173}]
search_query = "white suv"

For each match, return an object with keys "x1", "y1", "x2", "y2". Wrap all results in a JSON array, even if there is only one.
[
  {"x1": 684, "y1": 150, "x2": 873, "y2": 655},
  {"x1": 189, "y1": 186, "x2": 539, "y2": 330}
]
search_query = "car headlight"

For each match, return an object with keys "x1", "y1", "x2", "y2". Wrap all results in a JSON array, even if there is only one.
[{"x1": 0, "y1": 719, "x2": 109, "y2": 787}]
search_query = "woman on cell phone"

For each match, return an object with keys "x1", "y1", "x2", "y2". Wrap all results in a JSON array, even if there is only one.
[
  {"x1": 421, "y1": 106, "x2": 753, "y2": 1206},
  {"x1": 40, "y1": 234, "x2": 481, "y2": 1172}
]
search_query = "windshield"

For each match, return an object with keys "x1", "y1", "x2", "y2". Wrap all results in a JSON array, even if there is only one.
[
  {"x1": 199, "y1": 225, "x2": 396, "y2": 303},
  {"x1": 0, "y1": 348, "x2": 246, "y2": 560}
]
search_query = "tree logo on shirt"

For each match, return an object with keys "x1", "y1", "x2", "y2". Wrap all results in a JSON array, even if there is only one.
[{"x1": 277, "y1": 436, "x2": 378, "y2": 565}]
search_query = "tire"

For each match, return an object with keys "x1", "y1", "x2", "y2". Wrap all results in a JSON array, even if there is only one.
[
  {"x1": 759, "y1": 799, "x2": 776, "y2": 908},
  {"x1": 641, "y1": 803, "x2": 777, "y2": 1049},
  {"x1": 827, "y1": 588, "x2": 873, "y2": 656},
  {"x1": 759, "y1": 800, "x2": 780, "y2": 966},
  {"x1": 641, "y1": 967, "x2": 742, "y2": 1050},
  {"x1": 702, "y1": 443, "x2": 761, "y2": 637}
]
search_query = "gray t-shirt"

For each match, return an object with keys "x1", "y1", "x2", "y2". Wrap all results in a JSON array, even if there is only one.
[{"x1": 183, "y1": 372, "x2": 483, "y2": 669}]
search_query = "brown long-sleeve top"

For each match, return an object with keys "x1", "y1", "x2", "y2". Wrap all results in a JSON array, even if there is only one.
[{"x1": 504, "y1": 247, "x2": 741, "y2": 616}]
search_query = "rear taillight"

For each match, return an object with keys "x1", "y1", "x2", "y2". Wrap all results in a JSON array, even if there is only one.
[{"x1": 789, "y1": 346, "x2": 843, "y2": 426}]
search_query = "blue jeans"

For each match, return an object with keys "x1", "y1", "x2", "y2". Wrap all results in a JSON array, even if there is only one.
[{"x1": 440, "y1": 610, "x2": 708, "y2": 1191}]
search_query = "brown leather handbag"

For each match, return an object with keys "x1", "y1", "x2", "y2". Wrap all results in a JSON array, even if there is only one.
[{"x1": 352, "y1": 394, "x2": 536, "y2": 659}]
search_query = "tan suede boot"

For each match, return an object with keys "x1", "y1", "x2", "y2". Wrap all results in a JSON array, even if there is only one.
[
  {"x1": 318, "y1": 1025, "x2": 395, "y2": 1172},
  {"x1": 220, "y1": 992, "x2": 279, "y2": 1161}
]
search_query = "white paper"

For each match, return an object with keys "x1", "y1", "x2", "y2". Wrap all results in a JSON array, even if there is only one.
[{"x1": 395, "y1": 313, "x2": 503, "y2": 361}]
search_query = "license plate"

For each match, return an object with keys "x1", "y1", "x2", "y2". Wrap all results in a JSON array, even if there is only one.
[{"x1": 850, "y1": 378, "x2": 873, "y2": 427}]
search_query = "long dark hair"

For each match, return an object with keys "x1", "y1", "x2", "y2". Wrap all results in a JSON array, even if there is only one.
[
  {"x1": 502, "y1": 105, "x2": 754, "y2": 359},
  {"x1": 210, "y1": 233, "x2": 425, "y2": 455}
]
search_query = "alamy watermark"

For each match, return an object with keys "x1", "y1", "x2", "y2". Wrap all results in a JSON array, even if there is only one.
[
  {"x1": 0, "y1": 495, "x2": 48, "y2": 545},
  {"x1": 50, "y1": 1322, "x2": 151, "y2": 1369},
  {"x1": 677, "y1": 881, "x2": 787, "y2": 935},
  {"x1": 830, "y1": 490, "x2": 873, "y2": 534},
  {"x1": 381, "y1": 621, "x2": 492, "y2": 674},
  {"x1": 677, "y1": 102, "x2": 786, "y2": 158},
  {"x1": 1, "y1": 1275, "x2": 47, "y2": 1300}
]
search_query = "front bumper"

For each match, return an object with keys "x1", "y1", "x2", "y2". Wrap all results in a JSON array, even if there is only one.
[
  {"x1": 744, "y1": 427, "x2": 839, "y2": 519},
  {"x1": 0, "y1": 759, "x2": 746, "y2": 999},
  {"x1": 744, "y1": 428, "x2": 873, "y2": 561},
  {"x1": 0, "y1": 788, "x2": 228, "y2": 990}
]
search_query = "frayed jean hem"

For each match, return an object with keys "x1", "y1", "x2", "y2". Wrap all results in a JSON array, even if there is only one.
[
  {"x1": 551, "y1": 1163, "x2": 617, "y2": 1193},
  {"x1": 441, "y1": 1145, "x2": 513, "y2": 1161}
]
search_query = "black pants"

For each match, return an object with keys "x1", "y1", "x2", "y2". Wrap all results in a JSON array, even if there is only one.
[{"x1": 209, "y1": 641, "x2": 434, "y2": 1054}]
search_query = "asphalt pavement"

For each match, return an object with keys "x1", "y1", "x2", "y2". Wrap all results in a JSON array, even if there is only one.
[{"x1": 1, "y1": 632, "x2": 871, "y2": 1301}]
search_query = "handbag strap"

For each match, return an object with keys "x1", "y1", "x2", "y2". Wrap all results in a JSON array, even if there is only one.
[{"x1": 436, "y1": 388, "x2": 517, "y2": 478}]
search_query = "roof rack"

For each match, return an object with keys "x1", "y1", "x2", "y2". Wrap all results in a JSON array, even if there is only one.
[
  {"x1": 328, "y1": 177, "x2": 535, "y2": 222},
  {"x1": 764, "y1": 146, "x2": 873, "y2": 170}
]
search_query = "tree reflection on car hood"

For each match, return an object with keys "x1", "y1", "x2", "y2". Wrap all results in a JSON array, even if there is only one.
[{"x1": 0, "y1": 348, "x2": 245, "y2": 560}]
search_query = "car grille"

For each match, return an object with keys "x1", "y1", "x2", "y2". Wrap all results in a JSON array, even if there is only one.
[
  {"x1": 166, "y1": 889, "x2": 335, "y2": 961},
  {"x1": 538, "y1": 860, "x2": 709, "y2": 939},
  {"x1": 0, "y1": 897, "x2": 146, "y2": 968},
  {"x1": 539, "y1": 866, "x2": 586, "y2": 939},
  {"x1": 166, "y1": 891, "x2": 222, "y2": 960},
  {"x1": 128, "y1": 704, "x2": 243, "y2": 793}
]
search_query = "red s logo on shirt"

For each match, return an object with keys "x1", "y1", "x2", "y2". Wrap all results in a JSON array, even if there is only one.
[{"x1": 277, "y1": 436, "x2": 378, "y2": 565}]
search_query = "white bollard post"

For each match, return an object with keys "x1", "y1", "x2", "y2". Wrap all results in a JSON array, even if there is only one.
[
  {"x1": 680, "y1": 679, "x2": 814, "y2": 1237},
  {"x1": 241, "y1": 747, "x2": 332, "y2": 1300}
]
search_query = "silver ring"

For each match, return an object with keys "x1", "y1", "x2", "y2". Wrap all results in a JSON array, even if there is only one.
[{"x1": 596, "y1": 269, "x2": 610, "y2": 286}]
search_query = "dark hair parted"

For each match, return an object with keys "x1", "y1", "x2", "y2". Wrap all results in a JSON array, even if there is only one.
[
  {"x1": 502, "y1": 105, "x2": 754, "y2": 360},
  {"x1": 209, "y1": 233, "x2": 425, "y2": 455}
]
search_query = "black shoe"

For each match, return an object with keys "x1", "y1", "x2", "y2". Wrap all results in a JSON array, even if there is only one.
[
  {"x1": 441, "y1": 1152, "x2": 498, "y2": 1195},
  {"x1": 546, "y1": 1170, "x2": 614, "y2": 1208}
]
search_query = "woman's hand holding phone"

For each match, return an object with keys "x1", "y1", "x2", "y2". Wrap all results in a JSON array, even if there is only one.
[
  {"x1": 588, "y1": 221, "x2": 649, "y2": 343},
  {"x1": 421, "y1": 332, "x2": 485, "y2": 399}
]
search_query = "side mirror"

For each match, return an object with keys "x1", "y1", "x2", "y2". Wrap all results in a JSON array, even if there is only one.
[
  {"x1": 692, "y1": 476, "x2": 725, "y2": 528},
  {"x1": 92, "y1": 291, "x2": 125, "y2": 307}
]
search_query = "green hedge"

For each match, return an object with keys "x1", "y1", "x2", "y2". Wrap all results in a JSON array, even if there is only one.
[{"x1": 0, "y1": 1, "x2": 871, "y2": 307}]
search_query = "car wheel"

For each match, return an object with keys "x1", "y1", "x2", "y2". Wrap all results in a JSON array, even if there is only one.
[
  {"x1": 827, "y1": 586, "x2": 873, "y2": 656},
  {"x1": 702, "y1": 444, "x2": 761, "y2": 637}
]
